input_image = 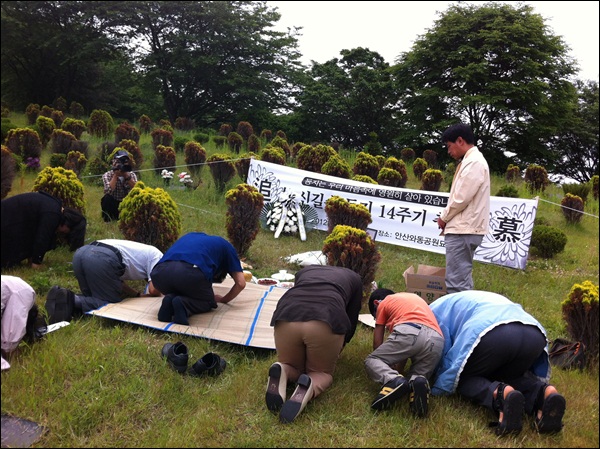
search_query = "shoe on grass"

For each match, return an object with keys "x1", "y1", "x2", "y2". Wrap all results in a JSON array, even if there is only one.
[
  {"x1": 371, "y1": 375, "x2": 410, "y2": 411},
  {"x1": 409, "y1": 376, "x2": 430, "y2": 418},
  {"x1": 279, "y1": 374, "x2": 313, "y2": 424},
  {"x1": 265, "y1": 362, "x2": 287, "y2": 412},
  {"x1": 161, "y1": 341, "x2": 189, "y2": 374}
]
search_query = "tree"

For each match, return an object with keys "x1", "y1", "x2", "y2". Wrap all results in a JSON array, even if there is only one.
[
  {"x1": 96, "y1": 1, "x2": 304, "y2": 128},
  {"x1": 293, "y1": 48, "x2": 398, "y2": 149},
  {"x1": 0, "y1": 1, "x2": 125, "y2": 112},
  {"x1": 393, "y1": 3, "x2": 578, "y2": 173},
  {"x1": 546, "y1": 80, "x2": 599, "y2": 182}
]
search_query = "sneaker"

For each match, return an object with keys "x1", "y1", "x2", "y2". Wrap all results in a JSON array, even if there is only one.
[
  {"x1": 265, "y1": 362, "x2": 287, "y2": 412},
  {"x1": 188, "y1": 352, "x2": 227, "y2": 377},
  {"x1": 45, "y1": 286, "x2": 74, "y2": 324},
  {"x1": 409, "y1": 377, "x2": 430, "y2": 418},
  {"x1": 279, "y1": 374, "x2": 313, "y2": 424},
  {"x1": 161, "y1": 342, "x2": 189, "y2": 374},
  {"x1": 371, "y1": 375, "x2": 410, "y2": 411}
]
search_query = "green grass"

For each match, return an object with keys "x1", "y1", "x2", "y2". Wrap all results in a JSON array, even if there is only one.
[{"x1": 1, "y1": 117, "x2": 599, "y2": 448}]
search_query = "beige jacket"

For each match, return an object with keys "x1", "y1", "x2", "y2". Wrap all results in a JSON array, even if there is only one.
[{"x1": 440, "y1": 146, "x2": 490, "y2": 235}]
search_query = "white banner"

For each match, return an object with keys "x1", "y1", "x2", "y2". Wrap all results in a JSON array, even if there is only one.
[{"x1": 247, "y1": 159, "x2": 538, "y2": 270}]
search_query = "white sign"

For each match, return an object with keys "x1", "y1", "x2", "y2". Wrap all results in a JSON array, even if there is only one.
[{"x1": 247, "y1": 159, "x2": 538, "y2": 270}]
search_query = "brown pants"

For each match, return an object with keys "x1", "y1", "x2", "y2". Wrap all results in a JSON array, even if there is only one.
[{"x1": 273, "y1": 320, "x2": 345, "y2": 398}]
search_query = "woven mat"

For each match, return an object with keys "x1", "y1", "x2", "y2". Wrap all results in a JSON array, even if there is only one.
[{"x1": 87, "y1": 278, "x2": 286, "y2": 349}]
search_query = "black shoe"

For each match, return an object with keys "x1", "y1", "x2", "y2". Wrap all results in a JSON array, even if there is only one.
[
  {"x1": 371, "y1": 376, "x2": 410, "y2": 411},
  {"x1": 265, "y1": 362, "x2": 287, "y2": 412},
  {"x1": 535, "y1": 393, "x2": 566, "y2": 434},
  {"x1": 279, "y1": 374, "x2": 313, "y2": 424},
  {"x1": 494, "y1": 387, "x2": 524, "y2": 436},
  {"x1": 45, "y1": 286, "x2": 74, "y2": 324},
  {"x1": 161, "y1": 342, "x2": 189, "y2": 374},
  {"x1": 188, "y1": 352, "x2": 226, "y2": 377},
  {"x1": 409, "y1": 377, "x2": 430, "y2": 418}
]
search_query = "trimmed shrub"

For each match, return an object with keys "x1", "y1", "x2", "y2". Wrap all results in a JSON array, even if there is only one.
[
  {"x1": 260, "y1": 129, "x2": 272, "y2": 142},
  {"x1": 35, "y1": 115, "x2": 56, "y2": 146},
  {"x1": 260, "y1": 145, "x2": 286, "y2": 165},
  {"x1": 561, "y1": 280, "x2": 599, "y2": 369},
  {"x1": 64, "y1": 151, "x2": 88, "y2": 177},
  {"x1": 353, "y1": 151, "x2": 380, "y2": 180},
  {"x1": 207, "y1": 153, "x2": 236, "y2": 193},
  {"x1": 322, "y1": 155, "x2": 352, "y2": 179},
  {"x1": 562, "y1": 182, "x2": 590, "y2": 203},
  {"x1": 87, "y1": 109, "x2": 114, "y2": 139},
  {"x1": 61, "y1": 117, "x2": 86, "y2": 139},
  {"x1": 377, "y1": 167, "x2": 403, "y2": 187},
  {"x1": 193, "y1": 132, "x2": 210, "y2": 145},
  {"x1": 218, "y1": 123, "x2": 233, "y2": 136},
  {"x1": 591, "y1": 175, "x2": 599, "y2": 201},
  {"x1": 151, "y1": 128, "x2": 173, "y2": 149},
  {"x1": 322, "y1": 224, "x2": 381, "y2": 300},
  {"x1": 496, "y1": 185, "x2": 519, "y2": 198},
  {"x1": 139, "y1": 114, "x2": 153, "y2": 134},
  {"x1": 1, "y1": 145, "x2": 17, "y2": 199},
  {"x1": 227, "y1": 132, "x2": 243, "y2": 153},
  {"x1": 236, "y1": 121, "x2": 254, "y2": 141},
  {"x1": 50, "y1": 129, "x2": 77, "y2": 155},
  {"x1": 420, "y1": 168, "x2": 443, "y2": 191},
  {"x1": 505, "y1": 164, "x2": 521, "y2": 183},
  {"x1": 115, "y1": 121, "x2": 140, "y2": 144},
  {"x1": 5, "y1": 127, "x2": 43, "y2": 160},
  {"x1": 325, "y1": 195, "x2": 372, "y2": 233},
  {"x1": 184, "y1": 141, "x2": 207, "y2": 179},
  {"x1": 118, "y1": 182, "x2": 181, "y2": 252},
  {"x1": 247, "y1": 134, "x2": 261, "y2": 153},
  {"x1": 225, "y1": 183, "x2": 264, "y2": 258},
  {"x1": 69, "y1": 101, "x2": 84, "y2": 119},
  {"x1": 561, "y1": 193, "x2": 584, "y2": 224},
  {"x1": 353, "y1": 174, "x2": 377, "y2": 184},
  {"x1": 153, "y1": 145, "x2": 176, "y2": 175},
  {"x1": 25, "y1": 103, "x2": 40, "y2": 125},
  {"x1": 400, "y1": 147, "x2": 415, "y2": 162},
  {"x1": 530, "y1": 225, "x2": 567, "y2": 258},
  {"x1": 524, "y1": 164, "x2": 550, "y2": 193},
  {"x1": 270, "y1": 136, "x2": 290, "y2": 158},
  {"x1": 213, "y1": 135, "x2": 226, "y2": 149},
  {"x1": 412, "y1": 157, "x2": 428, "y2": 180},
  {"x1": 423, "y1": 149, "x2": 438, "y2": 169},
  {"x1": 32, "y1": 166, "x2": 86, "y2": 214},
  {"x1": 296, "y1": 144, "x2": 336, "y2": 174},
  {"x1": 235, "y1": 152, "x2": 258, "y2": 182},
  {"x1": 174, "y1": 117, "x2": 195, "y2": 131}
]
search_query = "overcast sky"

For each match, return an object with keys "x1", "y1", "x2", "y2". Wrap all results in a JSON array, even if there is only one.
[{"x1": 267, "y1": 1, "x2": 599, "y2": 81}]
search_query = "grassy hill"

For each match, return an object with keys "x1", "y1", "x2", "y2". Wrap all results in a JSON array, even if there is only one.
[{"x1": 1, "y1": 114, "x2": 598, "y2": 447}]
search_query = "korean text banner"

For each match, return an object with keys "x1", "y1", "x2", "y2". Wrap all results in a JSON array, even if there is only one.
[{"x1": 247, "y1": 159, "x2": 538, "y2": 270}]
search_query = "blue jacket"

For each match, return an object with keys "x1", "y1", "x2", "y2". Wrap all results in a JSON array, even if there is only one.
[{"x1": 429, "y1": 290, "x2": 551, "y2": 396}]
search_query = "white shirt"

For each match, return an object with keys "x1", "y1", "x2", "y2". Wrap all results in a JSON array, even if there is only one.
[
  {"x1": 2, "y1": 275, "x2": 36, "y2": 370},
  {"x1": 97, "y1": 239, "x2": 163, "y2": 281}
]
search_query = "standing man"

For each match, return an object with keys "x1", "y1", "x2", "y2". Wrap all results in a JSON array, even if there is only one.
[
  {"x1": 436, "y1": 123, "x2": 490, "y2": 293},
  {"x1": 101, "y1": 150, "x2": 137, "y2": 222}
]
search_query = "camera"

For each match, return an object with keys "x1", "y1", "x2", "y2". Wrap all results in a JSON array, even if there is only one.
[{"x1": 113, "y1": 156, "x2": 132, "y2": 173}]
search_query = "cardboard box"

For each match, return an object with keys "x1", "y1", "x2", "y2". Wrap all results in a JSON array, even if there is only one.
[{"x1": 403, "y1": 264, "x2": 447, "y2": 303}]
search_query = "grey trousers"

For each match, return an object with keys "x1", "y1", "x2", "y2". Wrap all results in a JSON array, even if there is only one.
[
  {"x1": 364, "y1": 323, "x2": 445, "y2": 386},
  {"x1": 444, "y1": 233, "x2": 484, "y2": 293},
  {"x1": 72, "y1": 245, "x2": 124, "y2": 312}
]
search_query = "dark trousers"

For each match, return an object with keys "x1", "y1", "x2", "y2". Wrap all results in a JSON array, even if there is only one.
[
  {"x1": 457, "y1": 323, "x2": 548, "y2": 414},
  {"x1": 150, "y1": 260, "x2": 217, "y2": 315},
  {"x1": 101, "y1": 194, "x2": 121, "y2": 222}
]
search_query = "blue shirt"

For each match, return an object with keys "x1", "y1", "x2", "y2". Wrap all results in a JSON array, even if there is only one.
[
  {"x1": 429, "y1": 290, "x2": 550, "y2": 396},
  {"x1": 158, "y1": 232, "x2": 242, "y2": 282}
]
